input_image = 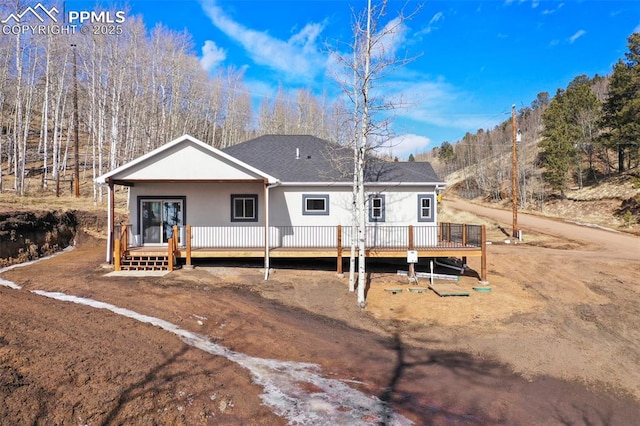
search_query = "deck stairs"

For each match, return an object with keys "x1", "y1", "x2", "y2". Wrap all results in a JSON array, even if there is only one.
[{"x1": 119, "y1": 252, "x2": 170, "y2": 271}]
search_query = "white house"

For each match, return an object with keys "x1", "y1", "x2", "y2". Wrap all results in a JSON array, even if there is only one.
[{"x1": 96, "y1": 134, "x2": 486, "y2": 279}]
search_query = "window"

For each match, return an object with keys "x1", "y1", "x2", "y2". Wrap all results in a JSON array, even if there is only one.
[
  {"x1": 231, "y1": 194, "x2": 258, "y2": 222},
  {"x1": 417, "y1": 194, "x2": 434, "y2": 222},
  {"x1": 302, "y1": 194, "x2": 329, "y2": 215},
  {"x1": 369, "y1": 194, "x2": 385, "y2": 222}
]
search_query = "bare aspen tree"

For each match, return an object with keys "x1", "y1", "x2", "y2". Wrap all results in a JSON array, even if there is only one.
[
  {"x1": 0, "y1": 5, "x2": 353, "y2": 198},
  {"x1": 332, "y1": 0, "x2": 418, "y2": 306},
  {"x1": 0, "y1": 30, "x2": 12, "y2": 193}
]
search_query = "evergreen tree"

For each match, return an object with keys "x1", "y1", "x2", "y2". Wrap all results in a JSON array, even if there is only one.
[
  {"x1": 438, "y1": 141, "x2": 455, "y2": 164},
  {"x1": 565, "y1": 75, "x2": 601, "y2": 187},
  {"x1": 600, "y1": 32, "x2": 640, "y2": 172},
  {"x1": 539, "y1": 88, "x2": 578, "y2": 193},
  {"x1": 407, "y1": 153, "x2": 415, "y2": 162}
]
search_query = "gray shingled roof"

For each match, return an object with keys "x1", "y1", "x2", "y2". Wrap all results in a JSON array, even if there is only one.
[{"x1": 223, "y1": 135, "x2": 444, "y2": 184}]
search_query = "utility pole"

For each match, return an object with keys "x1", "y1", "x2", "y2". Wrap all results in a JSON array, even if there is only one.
[
  {"x1": 511, "y1": 104, "x2": 520, "y2": 239},
  {"x1": 72, "y1": 43, "x2": 80, "y2": 198}
]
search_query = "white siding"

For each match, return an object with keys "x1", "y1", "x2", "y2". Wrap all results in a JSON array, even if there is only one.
[
  {"x1": 270, "y1": 185, "x2": 438, "y2": 227},
  {"x1": 117, "y1": 143, "x2": 263, "y2": 181},
  {"x1": 128, "y1": 183, "x2": 439, "y2": 229},
  {"x1": 129, "y1": 182, "x2": 265, "y2": 232}
]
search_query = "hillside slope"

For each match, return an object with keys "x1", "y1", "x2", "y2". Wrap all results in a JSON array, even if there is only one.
[{"x1": 444, "y1": 168, "x2": 640, "y2": 235}]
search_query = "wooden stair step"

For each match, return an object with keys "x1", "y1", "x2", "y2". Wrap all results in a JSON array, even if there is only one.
[{"x1": 119, "y1": 253, "x2": 171, "y2": 271}]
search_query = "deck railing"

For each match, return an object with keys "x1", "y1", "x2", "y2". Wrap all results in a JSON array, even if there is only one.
[
  {"x1": 112, "y1": 222, "x2": 487, "y2": 280},
  {"x1": 115, "y1": 223, "x2": 482, "y2": 251},
  {"x1": 186, "y1": 224, "x2": 480, "y2": 249}
]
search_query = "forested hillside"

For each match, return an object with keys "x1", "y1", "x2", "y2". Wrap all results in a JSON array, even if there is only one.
[
  {"x1": 419, "y1": 33, "x2": 640, "y2": 228},
  {"x1": 0, "y1": 11, "x2": 347, "y2": 200}
]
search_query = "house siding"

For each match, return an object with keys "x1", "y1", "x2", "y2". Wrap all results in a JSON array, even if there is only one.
[
  {"x1": 129, "y1": 182, "x2": 265, "y2": 232},
  {"x1": 270, "y1": 185, "x2": 439, "y2": 227},
  {"x1": 117, "y1": 142, "x2": 264, "y2": 181},
  {"x1": 129, "y1": 183, "x2": 439, "y2": 232}
]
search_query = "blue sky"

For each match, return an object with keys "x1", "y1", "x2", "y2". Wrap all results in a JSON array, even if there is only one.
[{"x1": 125, "y1": 0, "x2": 639, "y2": 159}]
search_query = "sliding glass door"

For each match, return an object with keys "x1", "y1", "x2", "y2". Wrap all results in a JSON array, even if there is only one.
[{"x1": 140, "y1": 199, "x2": 184, "y2": 245}]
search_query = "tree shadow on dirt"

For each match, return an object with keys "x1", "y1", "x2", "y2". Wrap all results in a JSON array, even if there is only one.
[
  {"x1": 374, "y1": 326, "x2": 637, "y2": 425},
  {"x1": 376, "y1": 330, "x2": 502, "y2": 425}
]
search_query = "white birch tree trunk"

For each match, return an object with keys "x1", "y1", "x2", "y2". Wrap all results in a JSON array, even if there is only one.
[{"x1": 356, "y1": 0, "x2": 373, "y2": 308}]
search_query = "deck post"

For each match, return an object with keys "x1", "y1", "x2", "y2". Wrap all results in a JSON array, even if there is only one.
[
  {"x1": 168, "y1": 225, "x2": 178, "y2": 271},
  {"x1": 114, "y1": 238, "x2": 121, "y2": 271},
  {"x1": 168, "y1": 237, "x2": 174, "y2": 271},
  {"x1": 336, "y1": 225, "x2": 343, "y2": 274},
  {"x1": 462, "y1": 223, "x2": 467, "y2": 246},
  {"x1": 480, "y1": 224, "x2": 487, "y2": 282},
  {"x1": 123, "y1": 224, "x2": 128, "y2": 251},
  {"x1": 408, "y1": 225, "x2": 415, "y2": 277},
  {"x1": 186, "y1": 225, "x2": 192, "y2": 266},
  {"x1": 408, "y1": 225, "x2": 415, "y2": 250}
]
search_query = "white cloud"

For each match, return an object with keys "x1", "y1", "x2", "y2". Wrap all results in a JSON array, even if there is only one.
[
  {"x1": 199, "y1": 0, "x2": 327, "y2": 82},
  {"x1": 542, "y1": 2, "x2": 564, "y2": 15},
  {"x1": 383, "y1": 74, "x2": 506, "y2": 146},
  {"x1": 388, "y1": 134, "x2": 431, "y2": 159},
  {"x1": 416, "y1": 11, "x2": 444, "y2": 36},
  {"x1": 200, "y1": 40, "x2": 227, "y2": 72},
  {"x1": 430, "y1": 11, "x2": 444, "y2": 26},
  {"x1": 569, "y1": 29, "x2": 586, "y2": 44}
]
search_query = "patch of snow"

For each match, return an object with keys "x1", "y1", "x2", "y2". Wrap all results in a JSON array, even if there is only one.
[
  {"x1": 32, "y1": 290, "x2": 413, "y2": 425},
  {"x1": 0, "y1": 278, "x2": 21, "y2": 290}
]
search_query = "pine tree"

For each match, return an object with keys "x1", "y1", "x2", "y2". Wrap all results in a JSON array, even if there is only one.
[
  {"x1": 539, "y1": 89, "x2": 577, "y2": 193},
  {"x1": 600, "y1": 32, "x2": 640, "y2": 172}
]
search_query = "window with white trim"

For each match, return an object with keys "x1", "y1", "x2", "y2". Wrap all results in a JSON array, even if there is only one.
[
  {"x1": 302, "y1": 194, "x2": 329, "y2": 215},
  {"x1": 417, "y1": 194, "x2": 434, "y2": 222},
  {"x1": 231, "y1": 194, "x2": 258, "y2": 222},
  {"x1": 369, "y1": 194, "x2": 385, "y2": 222}
]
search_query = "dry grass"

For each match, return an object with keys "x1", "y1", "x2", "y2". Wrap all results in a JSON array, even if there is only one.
[
  {"x1": 0, "y1": 174, "x2": 128, "y2": 216},
  {"x1": 566, "y1": 174, "x2": 640, "y2": 201}
]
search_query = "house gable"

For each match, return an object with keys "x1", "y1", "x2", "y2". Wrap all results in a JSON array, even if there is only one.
[{"x1": 96, "y1": 135, "x2": 276, "y2": 184}]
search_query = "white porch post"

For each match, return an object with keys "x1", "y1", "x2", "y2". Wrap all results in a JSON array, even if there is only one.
[
  {"x1": 264, "y1": 180, "x2": 270, "y2": 280},
  {"x1": 263, "y1": 180, "x2": 280, "y2": 280},
  {"x1": 106, "y1": 179, "x2": 114, "y2": 263}
]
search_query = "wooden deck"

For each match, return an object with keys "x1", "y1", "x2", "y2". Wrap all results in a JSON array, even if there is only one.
[
  {"x1": 114, "y1": 223, "x2": 488, "y2": 281},
  {"x1": 128, "y1": 244, "x2": 484, "y2": 259}
]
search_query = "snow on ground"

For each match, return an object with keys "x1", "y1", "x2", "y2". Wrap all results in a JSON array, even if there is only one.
[{"x1": 1, "y1": 251, "x2": 412, "y2": 425}]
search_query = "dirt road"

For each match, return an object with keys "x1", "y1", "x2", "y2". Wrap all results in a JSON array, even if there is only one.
[
  {"x1": 446, "y1": 198, "x2": 640, "y2": 259},
  {"x1": 1, "y1": 203, "x2": 640, "y2": 424}
]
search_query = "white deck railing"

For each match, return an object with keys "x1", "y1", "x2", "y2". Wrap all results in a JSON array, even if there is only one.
[
  {"x1": 185, "y1": 224, "x2": 477, "y2": 250},
  {"x1": 118, "y1": 223, "x2": 483, "y2": 250}
]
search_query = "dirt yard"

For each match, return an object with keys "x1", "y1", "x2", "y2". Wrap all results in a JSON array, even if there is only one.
[{"x1": 1, "y1": 198, "x2": 639, "y2": 425}]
